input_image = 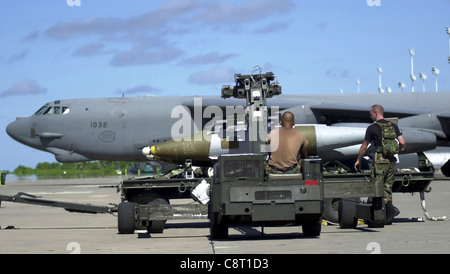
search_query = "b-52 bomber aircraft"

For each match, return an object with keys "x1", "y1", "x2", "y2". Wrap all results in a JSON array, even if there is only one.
[{"x1": 6, "y1": 82, "x2": 450, "y2": 176}]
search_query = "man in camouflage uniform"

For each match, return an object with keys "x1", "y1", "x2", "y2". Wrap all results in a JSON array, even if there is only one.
[
  {"x1": 266, "y1": 112, "x2": 309, "y2": 174},
  {"x1": 354, "y1": 104, "x2": 405, "y2": 224}
]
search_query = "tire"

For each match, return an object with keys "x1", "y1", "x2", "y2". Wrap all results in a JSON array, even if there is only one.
[
  {"x1": 146, "y1": 196, "x2": 169, "y2": 233},
  {"x1": 338, "y1": 198, "x2": 358, "y2": 229},
  {"x1": 323, "y1": 198, "x2": 339, "y2": 224},
  {"x1": 210, "y1": 212, "x2": 228, "y2": 239},
  {"x1": 367, "y1": 197, "x2": 385, "y2": 228},
  {"x1": 366, "y1": 219, "x2": 385, "y2": 228},
  {"x1": 302, "y1": 220, "x2": 322, "y2": 237},
  {"x1": 118, "y1": 202, "x2": 136, "y2": 234},
  {"x1": 130, "y1": 191, "x2": 169, "y2": 234}
]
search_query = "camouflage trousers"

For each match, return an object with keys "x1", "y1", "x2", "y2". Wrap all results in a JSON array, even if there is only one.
[
  {"x1": 265, "y1": 162, "x2": 301, "y2": 174},
  {"x1": 371, "y1": 152, "x2": 396, "y2": 203}
]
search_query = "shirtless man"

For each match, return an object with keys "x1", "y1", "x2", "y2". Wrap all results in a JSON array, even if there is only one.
[{"x1": 266, "y1": 111, "x2": 309, "y2": 174}]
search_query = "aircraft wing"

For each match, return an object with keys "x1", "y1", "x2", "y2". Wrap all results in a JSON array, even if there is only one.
[
  {"x1": 307, "y1": 103, "x2": 430, "y2": 124},
  {"x1": 181, "y1": 97, "x2": 300, "y2": 109},
  {"x1": 182, "y1": 96, "x2": 436, "y2": 126}
]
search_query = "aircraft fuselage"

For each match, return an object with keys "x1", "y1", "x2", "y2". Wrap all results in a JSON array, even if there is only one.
[{"x1": 6, "y1": 92, "x2": 450, "y2": 163}]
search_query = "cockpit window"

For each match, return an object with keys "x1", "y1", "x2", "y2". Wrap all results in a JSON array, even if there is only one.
[
  {"x1": 35, "y1": 106, "x2": 49, "y2": 115},
  {"x1": 34, "y1": 104, "x2": 70, "y2": 115},
  {"x1": 43, "y1": 107, "x2": 53, "y2": 115}
]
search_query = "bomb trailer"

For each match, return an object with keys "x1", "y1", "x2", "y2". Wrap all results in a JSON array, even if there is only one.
[{"x1": 0, "y1": 71, "x2": 436, "y2": 238}]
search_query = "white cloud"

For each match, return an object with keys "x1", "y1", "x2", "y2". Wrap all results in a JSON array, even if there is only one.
[
  {"x1": 110, "y1": 44, "x2": 183, "y2": 66},
  {"x1": 0, "y1": 78, "x2": 47, "y2": 97},
  {"x1": 188, "y1": 66, "x2": 236, "y2": 85},
  {"x1": 8, "y1": 50, "x2": 28, "y2": 64},
  {"x1": 42, "y1": 0, "x2": 295, "y2": 67},
  {"x1": 115, "y1": 84, "x2": 162, "y2": 95},
  {"x1": 72, "y1": 42, "x2": 107, "y2": 57},
  {"x1": 179, "y1": 52, "x2": 238, "y2": 66},
  {"x1": 195, "y1": 0, "x2": 295, "y2": 25}
]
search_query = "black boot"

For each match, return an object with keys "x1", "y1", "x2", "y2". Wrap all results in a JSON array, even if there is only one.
[{"x1": 385, "y1": 201, "x2": 400, "y2": 225}]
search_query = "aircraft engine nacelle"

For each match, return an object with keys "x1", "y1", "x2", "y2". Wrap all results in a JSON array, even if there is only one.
[
  {"x1": 46, "y1": 147, "x2": 91, "y2": 163},
  {"x1": 400, "y1": 128, "x2": 437, "y2": 154}
]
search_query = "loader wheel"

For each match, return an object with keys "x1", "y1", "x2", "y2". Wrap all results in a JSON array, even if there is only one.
[
  {"x1": 302, "y1": 221, "x2": 322, "y2": 237},
  {"x1": 130, "y1": 191, "x2": 169, "y2": 233},
  {"x1": 210, "y1": 212, "x2": 228, "y2": 239},
  {"x1": 118, "y1": 202, "x2": 136, "y2": 234},
  {"x1": 366, "y1": 197, "x2": 385, "y2": 228},
  {"x1": 338, "y1": 198, "x2": 358, "y2": 229},
  {"x1": 323, "y1": 198, "x2": 339, "y2": 223},
  {"x1": 302, "y1": 215, "x2": 322, "y2": 237},
  {"x1": 146, "y1": 196, "x2": 169, "y2": 233}
]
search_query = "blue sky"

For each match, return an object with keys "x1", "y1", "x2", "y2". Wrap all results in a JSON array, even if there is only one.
[{"x1": 1, "y1": 0, "x2": 449, "y2": 171}]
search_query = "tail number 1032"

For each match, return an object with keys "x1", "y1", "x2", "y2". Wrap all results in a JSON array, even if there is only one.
[{"x1": 90, "y1": 122, "x2": 108, "y2": 128}]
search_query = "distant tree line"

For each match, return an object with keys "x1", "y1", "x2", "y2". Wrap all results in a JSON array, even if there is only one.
[{"x1": 10, "y1": 161, "x2": 136, "y2": 176}]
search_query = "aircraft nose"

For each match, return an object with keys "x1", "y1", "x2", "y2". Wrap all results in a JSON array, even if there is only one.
[{"x1": 6, "y1": 118, "x2": 33, "y2": 145}]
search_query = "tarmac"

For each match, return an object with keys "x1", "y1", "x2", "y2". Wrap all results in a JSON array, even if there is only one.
[{"x1": 0, "y1": 175, "x2": 449, "y2": 254}]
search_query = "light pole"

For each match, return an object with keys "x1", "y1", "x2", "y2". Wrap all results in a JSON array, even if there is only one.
[
  {"x1": 419, "y1": 72, "x2": 427, "y2": 92},
  {"x1": 432, "y1": 67, "x2": 439, "y2": 92},
  {"x1": 356, "y1": 79, "x2": 360, "y2": 93},
  {"x1": 409, "y1": 49, "x2": 416, "y2": 92},
  {"x1": 447, "y1": 26, "x2": 450, "y2": 64},
  {"x1": 377, "y1": 66, "x2": 383, "y2": 93}
]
